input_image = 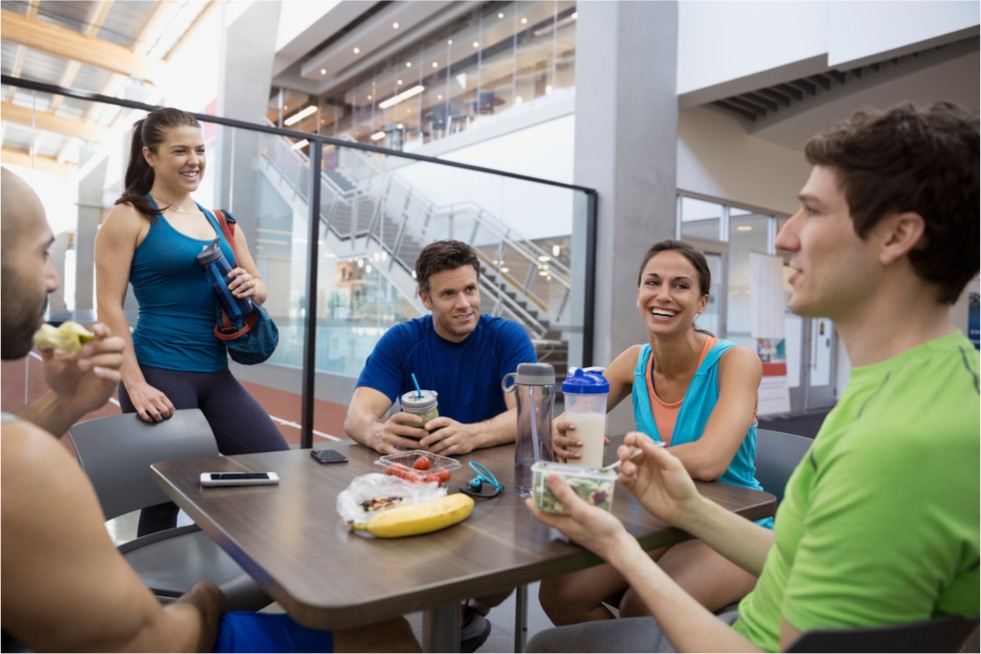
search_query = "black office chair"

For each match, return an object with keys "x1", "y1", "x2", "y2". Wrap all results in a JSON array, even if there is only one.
[
  {"x1": 754, "y1": 428, "x2": 814, "y2": 504},
  {"x1": 67, "y1": 409, "x2": 271, "y2": 611},
  {"x1": 786, "y1": 614, "x2": 979, "y2": 652}
]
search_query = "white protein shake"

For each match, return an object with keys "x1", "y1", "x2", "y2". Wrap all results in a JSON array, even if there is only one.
[{"x1": 567, "y1": 411, "x2": 606, "y2": 468}]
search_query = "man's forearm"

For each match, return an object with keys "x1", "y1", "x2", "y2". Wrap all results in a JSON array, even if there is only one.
[
  {"x1": 678, "y1": 494, "x2": 775, "y2": 577},
  {"x1": 605, "y1": 532, "x2": 763, "y2": 653},
  {"x1": 470, "y1": 407, "x2": 518, "y2": 449},
  {"x1": 15, "y1": 390, "x2": 83, "y2": 437}
]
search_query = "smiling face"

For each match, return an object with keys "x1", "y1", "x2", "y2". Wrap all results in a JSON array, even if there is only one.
[
  {"x1": 775, "y1": 165, "x2": 881, "y2": 320},
  {"x1": 637, "y1": 250, "x2": 708, "y2": 336},
  {"x1": 420, "y1": 265, "x2": 481, "y2": 343},
  {"x1": 143, "y1": 124, "x2": 205, "y2": 197}
]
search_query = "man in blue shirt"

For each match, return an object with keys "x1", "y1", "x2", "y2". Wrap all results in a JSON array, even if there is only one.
[
  {"x1": 345, "y1": 239, "x2": 537, "y2": 651},
  {"x1": 345, "y1": 239, "x2": 537, "y2": 456}
]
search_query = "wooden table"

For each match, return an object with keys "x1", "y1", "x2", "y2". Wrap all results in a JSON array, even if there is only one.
[{"x1": 152, "y1": 442, "x2": 775, "y2": 652}]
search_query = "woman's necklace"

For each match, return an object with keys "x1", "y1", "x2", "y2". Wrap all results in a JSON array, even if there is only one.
[{"x1": 151, "y1": 194, "x2": 193, "y2": 215}]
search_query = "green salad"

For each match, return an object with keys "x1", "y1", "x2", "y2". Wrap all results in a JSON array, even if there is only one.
[{"x1": 532, "y1": 462, "x2": 615, "y2": 514}]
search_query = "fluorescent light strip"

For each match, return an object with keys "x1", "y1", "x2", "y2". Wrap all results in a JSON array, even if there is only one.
[
  {"x1": 284, "y1": 105, "x2": 317, "y2": 126},
  {"x1": 290, "y1": 139, "x2": 309, "y2": 151},
  {"x1": 370, "y1": 132, "x2": 386, "y2": 141},
  {"x1": 378, "y1": 85, "x2": 425, "y2": 109}
]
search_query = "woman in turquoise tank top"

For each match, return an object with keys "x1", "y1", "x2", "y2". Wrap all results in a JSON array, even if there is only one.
[
  {"x1": 540, "y1": 240, "x2": 766, "y2": 625},
  {"x1": 95, "y1": 108, "x2": 289, "y2": 537}
]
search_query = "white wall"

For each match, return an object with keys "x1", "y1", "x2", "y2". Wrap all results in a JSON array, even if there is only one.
[
  {"x1": 677, "y1": 105, "x2": 811, "y2": 214},
  {"x1": 678, "y1": 1, "x2": 979, "y2": 104}
]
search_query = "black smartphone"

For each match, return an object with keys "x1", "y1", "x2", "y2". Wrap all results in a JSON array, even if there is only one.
[{"x1": 310, "y1": 449, "x2": 349, "y2": 464}]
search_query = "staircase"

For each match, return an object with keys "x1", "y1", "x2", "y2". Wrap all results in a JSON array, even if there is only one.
[{"x1": 258, "y1": 130, "x2": 572, "y2": 372}]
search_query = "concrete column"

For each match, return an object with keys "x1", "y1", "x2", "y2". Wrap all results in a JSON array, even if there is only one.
[
  {"x1": 573, "y1": 1, "x2": 678, "y2": 434},
  {"x1": 215, "y1": 1, "x2": 282, "y2": 244},
  {"x1": 76, "y1": 146, "x2": 108, "y2": 318}
]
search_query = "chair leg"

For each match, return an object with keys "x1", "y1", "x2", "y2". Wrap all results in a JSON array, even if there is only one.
[{"x1": 514, "y1": 584, "x2": 528, "y2": 653}]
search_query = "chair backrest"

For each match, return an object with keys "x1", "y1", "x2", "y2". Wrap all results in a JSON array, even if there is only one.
[
  {"x1": 786, "y1": 614, "x2": 979, "y2": 652},
  {"x1": 754, "y1": 428, "x2": 814, "y2": 504},
  {"x1": 67, "y1": 409, "x2": 219, "y2": 520}
]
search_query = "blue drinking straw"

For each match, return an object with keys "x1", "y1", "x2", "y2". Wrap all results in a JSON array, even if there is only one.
[{"x1": 411, "y1": 373, "x2": 422, "y2": 399}]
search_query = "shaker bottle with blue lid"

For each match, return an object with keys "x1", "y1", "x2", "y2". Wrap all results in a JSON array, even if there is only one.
[
  {"x1": 197, "y1": 238, "x2": 253, "y2": 322},
  {"x1": 562, "y1": 367, "x2": 610, "y2": 469},
  {"x1": 502, "y1": 362, "x2": 556, "y2": 497}
]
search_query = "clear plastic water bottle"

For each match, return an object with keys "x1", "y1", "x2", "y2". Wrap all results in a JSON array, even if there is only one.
[
  {"x1": 196, "y1": 238, "x2": 253, "y2": 322},
  {"x1": 502, "y1": 362, "x2": 556, "y2": 497}
]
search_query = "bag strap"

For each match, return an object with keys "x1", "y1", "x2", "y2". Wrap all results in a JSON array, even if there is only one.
[
  {"x1": 215, "y1": 310, "x2": 258, "y2": 341},
  {"x1": 213, "y1": 209, "x2": 238, "y2": 267}
]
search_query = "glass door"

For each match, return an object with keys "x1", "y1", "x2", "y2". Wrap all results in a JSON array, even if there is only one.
[{"x1": 686, "y1": 238, "x2": 728, "y2": 338}]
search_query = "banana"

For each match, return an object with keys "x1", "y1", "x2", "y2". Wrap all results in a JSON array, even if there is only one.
[
  {"x1": 33, "y1": 321, "x2": 95, "y2": 352},
  {"x1": 358, "y1": 493, "x2": 475, "y2": 538}
]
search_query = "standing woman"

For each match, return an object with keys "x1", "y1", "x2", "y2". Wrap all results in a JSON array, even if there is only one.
[
  {"x1": 95, "y1": 108, "x2": 289, "y2": 536},
  {"x1": 541, "y1": 239, "x2": 769, "y2": 624}
]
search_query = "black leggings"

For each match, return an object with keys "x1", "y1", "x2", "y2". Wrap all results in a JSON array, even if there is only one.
[{"x1": 119, "y1": 365, "x2": 290, "y2": 536}]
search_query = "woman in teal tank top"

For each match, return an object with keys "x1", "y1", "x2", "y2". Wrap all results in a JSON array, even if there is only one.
[
  {"x1": 95, "y1": 108, "x2": 288, "y2": 537},
  {"x1": 540, "y1": 240, "x2": 766, "y2": 625}
]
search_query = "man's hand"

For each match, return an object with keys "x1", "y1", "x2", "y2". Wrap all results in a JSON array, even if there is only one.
[
  {"x1": 617, "y1": 432, "x2": 703, "y2": 528},
  {"x1": 525, "y1": 473, "x2": 636, "y2": 561},
  {"x1": 364, "y1": 412, "x2": 430, "y2": 454},
  {"x1": 418, "y1": 417, "x2": 482, "y2": 455},
  {"x1": 39, "y1": 322, "x2": 123, "y2": 418}
]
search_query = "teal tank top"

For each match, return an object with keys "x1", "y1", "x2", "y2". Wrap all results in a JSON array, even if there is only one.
[
  {"x1": 129, "y1": 199, "x2": 233, "y2": 372},
  {"x1": 632, "y1": 340, "x2": 773, "y2": 528}
]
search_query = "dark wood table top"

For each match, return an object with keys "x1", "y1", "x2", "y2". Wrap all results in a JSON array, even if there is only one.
[{"x1": 152, "y1": 441, "x2": 775, "y2": 630}]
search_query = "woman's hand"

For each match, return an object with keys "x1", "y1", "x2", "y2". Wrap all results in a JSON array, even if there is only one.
[
  {"x1": 618, "y1": 432, "x2": 703, "y2": 527},
  {"x1": 125, "y1": 380, "x2": 175, "y2": 422},
  {"x1": 227, "y1": 268, "x2": 261, "y2": 300},
  {"x1": 551, "y1": 417, "x2": 610, "y2": 463}
]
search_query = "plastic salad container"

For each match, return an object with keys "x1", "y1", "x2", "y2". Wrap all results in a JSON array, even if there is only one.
[
  {"x1": 375, "y1": 450, "x2": 461, "y2": 487},
  {"x1": 531, "y1": 460, "x2": 617, "y2": 514}
]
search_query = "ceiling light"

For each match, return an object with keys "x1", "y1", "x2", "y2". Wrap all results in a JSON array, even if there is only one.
[
  {"x1": 473, "y1": 41, "x2": 479, "y2": 48},
  {"x1": 498, "y1": 12, "x2": 504, "y2": 18},
  {"x1": 432, "y1": 62, "x2": 438, "y2": 68},
  {"x1": 515, "y1": 96, "x2": 522, "y2": 104},
  {"x1": 501, "y1": 267, "x2": 510, "y2": 273},
  {"x1": 378, "y1": 85, "x2": 425, "y2": 109},
  {"x1": 284, "y1": 105, "x2": 317, "y2": 126},
  {"x1": 737, "y1": 225, "x2": 753, "y2": 231},
  {"x1": 521, "y1": 17, "x2": 527, "y2": 24},
  {"x1": 367, "y1": 95, "x2": 372, "y2": 101},
  {"x1": 370, "y1": 131, "x2": 386, "y2": 140},
  {"x1": 405, "y1": 61, "x2": 412, "y2": 68},
  {"x1": 538, "y1": 255, "x2": 550, "y2": 262},
  {"x1": 572, "y1": 12, "x2": 578, "y2": 19},
  {"x1": 397, "y1": 79, "x2": 404, "y2": 86},
  {"x1": 320, "y1": 68, "x2": 326, "y2": 75},
  {"x1": 437, "y1": 94, "x2": 443, "y2": 100},
  {"x1": 290, "y1": 139, "x2": 309, "y2": 151},
  {"x1": 552, "y1": 244, "x2": 561, "y2": 256},
  {"x1": 447, "y1": 39, "x2": 453, "y2": 45},
  {"x1": 396, "y1": 123, "x2": 404, "y2": 129},
  {"x1": 392, "y1": 22, "x2": 399, "y2": 29},
  {"x1": 353, "y1": 47, "x2": 360, "y2": 54}
]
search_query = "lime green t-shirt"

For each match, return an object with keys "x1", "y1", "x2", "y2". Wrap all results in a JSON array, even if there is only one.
[{"x1": 734, "y1": 332, "x2": 980, "y2": 652}]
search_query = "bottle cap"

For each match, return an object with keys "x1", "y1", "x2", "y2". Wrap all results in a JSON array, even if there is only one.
[
  {"x1": 196, "y1": 239, "x2": 223, "y2": 265},
  {"x1": 562, "y1": 367, "x2": 610, "y2": 394},
  {"x1": 514, "y1": 362, "x2": 556, "y2": 386},
  {"x1": 401, "y1": 390, "x2": 438, "y2": 411}
]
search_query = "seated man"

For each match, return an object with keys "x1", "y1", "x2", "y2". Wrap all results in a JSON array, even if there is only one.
[
  {"x1": 0, "y1": 167, "x2": 419, "y2": 653},
  {"x1": 525, "y1": 102, "x2": 979, "y2": 652},
  {"x1": 345, "y1": 239, "x2": 537, "y2": 456},
  {"x1": 345, "y1": 239, "x2": 538, "y2": 650}
]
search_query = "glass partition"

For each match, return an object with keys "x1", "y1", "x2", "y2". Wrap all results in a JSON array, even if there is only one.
[{"x1": 1, "y1": 77, "x2": 595, "y2": 447}]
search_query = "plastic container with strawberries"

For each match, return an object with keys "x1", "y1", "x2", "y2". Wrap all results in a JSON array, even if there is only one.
[{"x1": 375, "y1": 450, "x2": 461, "y2": 487}]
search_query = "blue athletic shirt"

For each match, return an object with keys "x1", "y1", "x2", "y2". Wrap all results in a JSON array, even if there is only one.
[
  {"x1": 129, "y1": 199, "x2": 233, "y2": 372},
  {"x1": 356, "y1": 314, "x2": 537, "y2": 423},
  {"x1": 633, "y1": 340, "x2": 773, "y2": 528}
]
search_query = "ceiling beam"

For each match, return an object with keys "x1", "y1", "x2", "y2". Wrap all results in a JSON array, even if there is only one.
[
  {"x1": 1, "y1": 147, "x2": 76, "y2": 175},
  {"x1": 2, "y1": 102, "x2": 109, "y2": 142},
  {"x1": 0, "y1": 9, "x2": 163, "y2": 82}
]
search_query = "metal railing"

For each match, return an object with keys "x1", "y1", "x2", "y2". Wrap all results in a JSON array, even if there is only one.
[{"x1": 1, "y1": 74, "x2": 597, "y2": 447}]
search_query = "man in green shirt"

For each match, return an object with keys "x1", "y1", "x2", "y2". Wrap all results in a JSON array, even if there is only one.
[{"x1": 526, "y1": 101, "x2": 979, "y2": 652}]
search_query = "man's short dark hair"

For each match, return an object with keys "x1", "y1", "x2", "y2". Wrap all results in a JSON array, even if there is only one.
[
  {"x1": 415, "y1": 240, "x2": 481, "y2": 294},
  {"x1": 804, "y1": 101, "x2": 979, "y2": 304}
]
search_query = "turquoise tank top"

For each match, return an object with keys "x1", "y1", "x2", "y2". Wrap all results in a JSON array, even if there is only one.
[
  {"x1": 129, "y1": 199, "x2": 233, "y2": 372},
  {"x1": 632, "y1": 340, "x2": 773, "y2": 528}
]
